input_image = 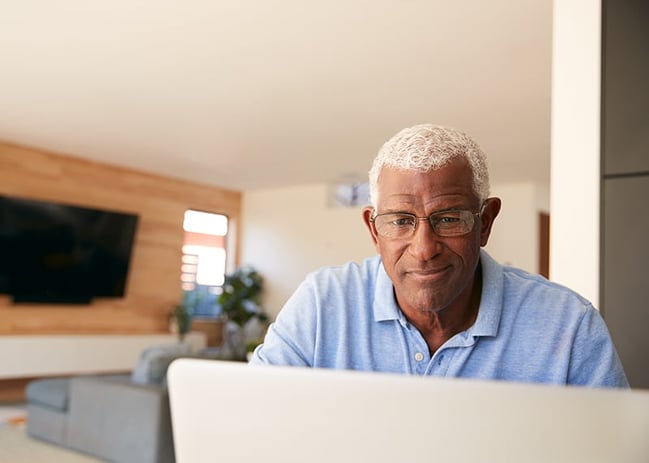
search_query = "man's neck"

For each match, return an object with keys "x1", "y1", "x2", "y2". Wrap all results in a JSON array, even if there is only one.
[{"x1": 404, "y1": 268, "x2": 483, "y2": 355}]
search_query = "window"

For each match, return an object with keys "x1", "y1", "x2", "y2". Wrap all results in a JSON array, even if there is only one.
[{"x1": 181, "y1": 210, "x2": 229, "y2": 317}]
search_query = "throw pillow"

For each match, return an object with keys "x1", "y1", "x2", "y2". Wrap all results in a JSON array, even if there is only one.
[{"x1": 131, "y1": 343, "x2": 192, "y2": 385}]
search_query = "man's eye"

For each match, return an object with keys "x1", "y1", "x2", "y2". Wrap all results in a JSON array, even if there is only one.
[
  {"x1": 391, "y1": 216, "x2": 414, "y2": 227},
  {"x1": 438, "y1": 216, "x2": 461, "y2": 224}
]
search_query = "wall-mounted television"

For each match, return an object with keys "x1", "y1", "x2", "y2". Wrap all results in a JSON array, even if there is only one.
[{"x1": 0, "y1": 195, "x2": 139, "y2": 304}]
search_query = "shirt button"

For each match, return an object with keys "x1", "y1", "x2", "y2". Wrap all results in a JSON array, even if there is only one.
[{"x1": 414, "y1": 352, "x2": 424, "y2": 362}]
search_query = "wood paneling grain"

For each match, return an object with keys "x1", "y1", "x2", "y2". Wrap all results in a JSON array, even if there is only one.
[
  {"x1": 0, "y1": 376, "x2": 39, "y2": 403},
  {"x1": 0, "y1": 142, "x2": 242, "y2": 335}
]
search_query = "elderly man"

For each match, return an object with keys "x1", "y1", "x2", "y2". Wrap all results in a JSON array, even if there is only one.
[{"x1": 250, "y1": 123, "x2": 628, "y2": 388}]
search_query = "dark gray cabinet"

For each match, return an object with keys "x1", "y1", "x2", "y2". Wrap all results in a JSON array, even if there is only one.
[
  {"x1": 602, "y1": 177, "x2": 649, "y2": 387},
  {"x1": 601, "y1": 0, "x2": 649, "y2": 388},
  {"x1": 602, "y1": 0, "x2": 649, "y2": 176}
]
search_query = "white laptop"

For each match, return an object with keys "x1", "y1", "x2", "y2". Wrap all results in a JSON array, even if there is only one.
[{"x1": 168, "y1": 359, "x2": 649, "y2": 463}]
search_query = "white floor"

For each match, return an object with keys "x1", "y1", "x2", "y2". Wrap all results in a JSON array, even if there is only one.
[
  {"x1": 0, "y1": 404, "x2": 26, "y2": 424},
  {"x1": 0, "y1": 405, "x2": 103, "y2": 462}
]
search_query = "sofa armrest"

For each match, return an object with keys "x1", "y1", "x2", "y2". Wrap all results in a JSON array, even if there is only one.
[{"x1": 66, "y1": 375, "x2": 174, "y2": 463}]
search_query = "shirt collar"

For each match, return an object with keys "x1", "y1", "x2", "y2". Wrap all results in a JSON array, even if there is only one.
[
  {"x1": 468, "y1": 249, "x2": 504, "y2": 338},
  {"x1": 373, "y1": 261, "x2": 403, "y2": 322}
]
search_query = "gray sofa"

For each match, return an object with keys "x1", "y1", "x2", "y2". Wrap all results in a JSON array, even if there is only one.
[{"x1": 25, "y1": 342, "x2": 223, "y2": 462}]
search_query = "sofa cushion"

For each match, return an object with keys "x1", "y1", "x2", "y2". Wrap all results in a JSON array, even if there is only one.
[
  {"x1": 131, "y1": 343, "x2": 192, "y2": 385},
  {"x1": 25, "y1": 378, "x2": 71, "y2": 411},
  {"x1": 67, "y1": 375, "x2": 174, "y2": 463},
  {"x1": 147, "y1": 354, "x2": 183, "y2": 385}
]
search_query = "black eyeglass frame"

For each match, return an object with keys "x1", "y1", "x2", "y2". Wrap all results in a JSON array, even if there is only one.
[{"x1": 369, "y1": 202, "x2": 488, "y2": 239}]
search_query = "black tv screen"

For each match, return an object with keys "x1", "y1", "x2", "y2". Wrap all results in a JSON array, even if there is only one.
[{"x1": 0, "y1": 195, "x2": 139, "y2": 304}]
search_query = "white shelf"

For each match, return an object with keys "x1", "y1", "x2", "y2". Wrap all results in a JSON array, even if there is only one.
[{"x1": 0, "y1": 332, "x2": 206, "y2": 379}]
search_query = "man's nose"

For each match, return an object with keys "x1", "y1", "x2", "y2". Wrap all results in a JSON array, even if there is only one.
[{"x1": 408, "y1": 218, "x2": 443, "y2": 258}]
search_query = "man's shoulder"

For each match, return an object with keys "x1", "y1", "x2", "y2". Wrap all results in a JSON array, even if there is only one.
[
  {"x1": 505, "y1": 265, "x2": 590, "y2": 300},
  {"x1": 481, "y1": 251, "x2": 594, "y2": 317},
  {"x1": 306, "y1": 255, "x2": 383, "y2": 281},
  {"x1": 496, "y1": 265, "x2": 596, "y2": 324}
]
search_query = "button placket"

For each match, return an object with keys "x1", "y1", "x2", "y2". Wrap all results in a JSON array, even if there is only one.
[{"x1": 400, "y1": 320, "x2": 430, "y2": 374}]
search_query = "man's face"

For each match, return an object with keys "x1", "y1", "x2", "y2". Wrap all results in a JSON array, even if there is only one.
[{"x1": 362, "y1": 158, "x2": 500, "y2": 315}]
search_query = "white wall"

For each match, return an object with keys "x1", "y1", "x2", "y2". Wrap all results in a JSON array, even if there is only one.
[
  {"x1": 550, "y1": 0, "x2": 601, "y2": 305},
  {"x1": 241, "y1": 181, "x2": 548, "y2": 320},
  {"x1": 486, "y1": 182, "x2": 549, "y2": 273},
  {"x1": 240, "y1": 184, "x2": 376, "y2": 319}
]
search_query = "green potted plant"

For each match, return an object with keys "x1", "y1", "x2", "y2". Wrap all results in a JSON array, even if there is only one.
[
  {"x1": 169, "y1": 304, "x2": 192, "y2": 342},
  {"x1": 169, "y1": 291, "x2": 201, "y2": 342},
  {"x1": 217, "y1": 266, "x2": 268, "y2": 360}
]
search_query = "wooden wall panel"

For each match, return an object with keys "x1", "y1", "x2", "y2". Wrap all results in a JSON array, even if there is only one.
[{"x1": 0, "y1": 142, "x2": 242, "y2": 335}]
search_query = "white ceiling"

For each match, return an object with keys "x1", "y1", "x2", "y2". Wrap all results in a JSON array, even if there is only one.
[{"x1": 0, "y1": 1, "x2": 552, "y2": 192}]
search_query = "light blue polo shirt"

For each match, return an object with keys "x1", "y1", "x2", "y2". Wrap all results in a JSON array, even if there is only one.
[{"x1": 251, "y1": 251, "x2": 628, "y2": 388}]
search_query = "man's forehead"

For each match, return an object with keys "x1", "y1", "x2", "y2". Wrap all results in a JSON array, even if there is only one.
[{"x1": 375, "y1": 163, "x2": 477, "y2": 207}]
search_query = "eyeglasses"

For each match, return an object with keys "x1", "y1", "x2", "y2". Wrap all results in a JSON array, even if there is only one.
[{"x1": 370, "y1": 204, "x2": 485, "y2": 240}]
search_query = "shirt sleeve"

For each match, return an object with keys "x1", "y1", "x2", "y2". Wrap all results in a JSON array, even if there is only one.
[
  {"x1": 249, "y1": 277, "x2": 318, "y2": 367},
  {"x1": 568, "y1": 306, "x2": 629, "y2": 388}
]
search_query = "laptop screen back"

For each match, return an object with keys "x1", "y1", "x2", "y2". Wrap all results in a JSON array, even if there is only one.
[{"x1": 168, "y1": 359, "x2": 649, "y2": 463}]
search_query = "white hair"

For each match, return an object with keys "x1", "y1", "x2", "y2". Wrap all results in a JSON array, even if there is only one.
[{"x1": 368, "y1": 124, "x2": 491, "y2": 207}]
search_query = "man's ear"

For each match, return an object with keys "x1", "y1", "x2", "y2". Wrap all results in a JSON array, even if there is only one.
[
  {"x1": 362, "y1": 207, "x2": 380, "y2": 247},
  {"x1": 479, "y1": 198, "x2": 502, "y2": 247}
]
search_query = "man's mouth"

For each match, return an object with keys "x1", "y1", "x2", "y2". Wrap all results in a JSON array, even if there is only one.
[{"x1": 407, "y1": 266, "x2": 450, "y2": 282}]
